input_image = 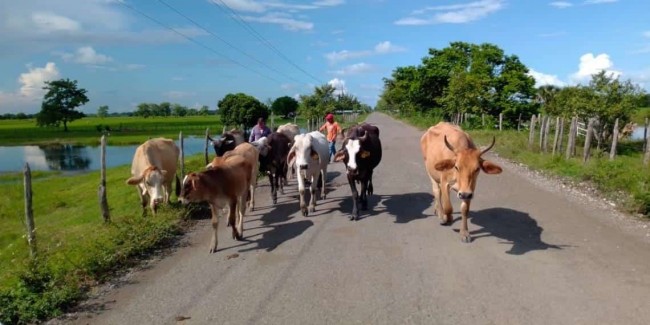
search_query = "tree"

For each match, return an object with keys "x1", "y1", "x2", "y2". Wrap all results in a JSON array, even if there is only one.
[
  {"x1": 198, "y1": 105, "x2": 209, "y2": 116},
  {"x1": 36, "y1": 78, "x2": 88, "y2": 131},
  {"x1": 299, "y1": 84, "x2": 336, "y2": 119},
  {"x1": 135, "y1": 103, "x2": 153, "y2": 118},
  {"x1": 97, "y1": 105, "x2": 109, "y2": 118},
  {"x1": 172, "y1": 104, "x2": 188, "y2": 117},
  {"x1": 218, "y1": 93, "x2": 268, "y2": 127},
  {"x1": 271, "y1": 96, "x2": 299, "y2": 118}
]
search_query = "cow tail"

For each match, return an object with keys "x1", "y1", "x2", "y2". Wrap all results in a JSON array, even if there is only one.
[{"x1": 175, "y1": 174, "x2": 181, "y2": 197}]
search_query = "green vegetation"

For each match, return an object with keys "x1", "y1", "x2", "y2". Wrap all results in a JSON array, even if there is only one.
[
  {"x1": 271, "y1": 96, "x2": 299, "y2": 118},
  {"x1": 36, "y1": 79, "x2": 89, "y2": 132},
  {"x1": 632, "y1": 107, "x2": 650, "y2": 124},
  {"x1": 218, "y1": 93, "x2": 270, "y2": 127},
  {"x1": 0, "y1": 115, "x2": 224, "y2": 146},
  {"x1": 299, "y1": 84, "x2": 372, "y2": 119}
]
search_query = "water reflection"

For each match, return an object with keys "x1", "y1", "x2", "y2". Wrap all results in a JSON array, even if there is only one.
[{"x1": 0, "y1": 137, "x2": 209, "y2": 173}]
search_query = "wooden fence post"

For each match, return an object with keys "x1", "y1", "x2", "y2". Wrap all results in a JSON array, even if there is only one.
[
  {"x1": 538, "y1": 115, "x2": 546, "y2": 149},
  {"x1": 609, "y1": 118, "x2": 619, "y2": 161},
  {"x1": 643, "y1": 117, "x2": 648, "y2": 152},
  {"x1": 528, "y1": 114, "x2": 537, "y2": 149},
  {"x1": 98, "y1": 135, "x2": 110, "y2": 223},
  {"x1": 542, "y1": 116, "x2": 551, "y2": 153},
  {"x1": 24, "y1": 163, "x2": 36, "y2": 257},
  {"x1": 552, "y1": 117, "x2": 561, "y2": 155},
  {"x1": 499, "y1": 113, "x2": 503, "y2": 131},
  {"x1": 222, "y1": 125, "x2": 226, "y2": 134},
  {"x1": 566, "y1": 117, "x2": 577, "y2": 159},
  {"x1": 517, "y1": 113, "x2": 522, "y2": 132},
  {"x1": 482, "y1": 113, "x2": 485, "y2": 128},
  {"x1": 204, "y1": 128, "x2": 210, "y2": 165},
  {"x1": 557, "y1": 118, "x2": 564, "y2": 154},
  {"x1": 179, "y1": 131, "x2": 185, "y2": 177},
  {"x1": 583, "y1": 118, "x2": 595, "y2": 163},
  {"x1": 644, "y1": 136, "x2": 650, "y2": 166}
]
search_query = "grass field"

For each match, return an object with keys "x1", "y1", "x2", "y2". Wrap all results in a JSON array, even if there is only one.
[
  {"x1": 632, "y1": 107, "x2": 650, "y2": 124},
  {"x1": 390, "y1": 112, "x2": 650, "y2": 218},
  {"x1": 0, "y1": 113, "x2": 367, "y2": 324},
  {"x1": 0, "y1": 115, "x2": 316, "y2": 146}
]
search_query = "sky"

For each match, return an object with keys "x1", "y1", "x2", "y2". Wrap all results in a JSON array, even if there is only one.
[{"x1": 0, "y1": 0, "x2": 649, "y2": 115}]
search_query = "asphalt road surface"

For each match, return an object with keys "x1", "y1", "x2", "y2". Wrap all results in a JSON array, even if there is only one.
[{"x1": 67, "y1": 113, "x2": 650, "y2": 325}]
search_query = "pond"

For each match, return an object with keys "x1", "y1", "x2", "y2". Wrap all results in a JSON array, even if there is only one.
[
  {"x1": 0, "y1": 137, "x2": 210, "y2": 173},
  {"x1": 631, "y1": 126, "x2": 647, "y2": 141}
]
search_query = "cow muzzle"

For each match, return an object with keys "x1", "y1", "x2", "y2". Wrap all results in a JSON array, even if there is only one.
[
  {"x1": 346, "y1": 167, "x2": 358, "y2": 176},
  {"x1": 299, "y1": 164, "x2": 308, "y2": 170},
  {"x1": 458, "y1": 192, "x2": 473, "y2": 200}
]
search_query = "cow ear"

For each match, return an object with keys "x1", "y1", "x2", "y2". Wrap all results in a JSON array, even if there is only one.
[
  {"x1": 480, "y1": 160, "x2": 502, "y2": 174},
  {"x1": 434, "y1": 159, "x2": 455, "y2": 171},
  {"x1": 333, "y1": 150, "x2": 346, "y2": 162},
  {"x1": 160, "y1": 169, "x2": 168, "y2": 176},
  {"x1": 360, "y1": 150, "x2": 370, "y2": 159},
  {"x1": 287, "y1": 149, "x2": 296, "y2": 165},
  {"x1": 310, "y1": 149, "x2": 320, "y2": 161},
  {"x1": 126, "y1": 174, "x2": 143, "y2": 185}
]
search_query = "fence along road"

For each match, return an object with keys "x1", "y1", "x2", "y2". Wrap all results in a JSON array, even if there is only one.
[{"x1": 67, "y1": 113, "x2": 650, "y2": 325}]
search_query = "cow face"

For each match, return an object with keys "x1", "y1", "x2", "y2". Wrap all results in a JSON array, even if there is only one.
[
  {"x1": 212, "y1": 134, "x2": 237, "y2": 157},
  {"x1": 288, "y1": 135, "x2": 319, "y2": 172},
  {"x1": 178, "y1": 173, "x2": 203, "y2": 204},
  {"x1": 334, "y1": 131, "x2": 370, "y2": 175},
  {"x1": 434, "y1": 136, "x2": 502, "y2": 201},
  {"x1": 126, "y1": 166, "x2": 168, "y2": 212}
]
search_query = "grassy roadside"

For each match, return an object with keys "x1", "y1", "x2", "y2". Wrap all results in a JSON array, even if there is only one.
[
  {"x1": 0, "y1": 113, "x2": 367, "y2": 324},
  {"x1": 387, "y1": 112, "x2": 650, "y2": 218}
]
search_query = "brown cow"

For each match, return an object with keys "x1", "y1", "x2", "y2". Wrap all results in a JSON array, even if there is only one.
[
  {"x1": 126, "y1": 138, "x2": 180, "y2": 215},
  {"x1": 420, "y1": 122, "x2": 502, "y2": 243},
  {"x1": 207, "y1": 142, "x2": 259, "y2": 211},
  {"x1": 179, "y1": 154, "x2": 252, "y2": 253}
]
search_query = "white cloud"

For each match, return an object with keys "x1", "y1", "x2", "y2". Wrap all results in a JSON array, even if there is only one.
[
  {"x1": 211, "y1": 0, "x2": 266, "y2": 12},
  {"x1": 0, "y1": 62, "x2": 61, "y2": 113},
  {"x1": 395, "y1": 0, "x2": 504, "y2": 25},
  {"x1": 212, "y1": 0, "x2": 345, "y2": 12},
  {"x1": 328, "y1": 78, "x2": 347, "y2": 95},
  {"x1": 329, "y1": 62, "x2": 375, "y2": 76},
  {"x1": 584, "y1": 0, "x2": 618, "y2": 4},
  {"x1": 570, "y1": 53, "x2": 621, "y2": 82},
  {"x1": 325, "y1": 41, "x2": 405, "y2": 64},
  {"x1": 242, "y1": 12, "x2": 313, "y2": 31},
  {"x1": 527, "y1": 68, "x2": 566, "y2": 87},
  {"x1": 549, "y1": 2, "x2": 573, "y2": 9},
  {"x1": 31, "y1": 12, "x2": 81, "y2": 32},
  {"x1": 313, "y1": 0, "x2": 345, "y2": 6},
  {"x1": 56, "y1": 46, "x2": 113, "y2": 65}
]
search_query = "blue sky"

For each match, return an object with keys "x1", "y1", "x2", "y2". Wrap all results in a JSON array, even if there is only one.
[{"x1": 0, "y1": 0, "x2": 649, "y2": 114}]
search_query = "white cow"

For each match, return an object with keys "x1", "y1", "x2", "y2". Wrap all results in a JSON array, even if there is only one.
[
  {"x1": 126, "y1": 138, "x2": 180, "y2": 215},
  {"x1": 288, "y1": 131, "x2": 329, "y2": 217},
  {"x1": 277, "y1": 123, "x2": 300, "y2": 182}
]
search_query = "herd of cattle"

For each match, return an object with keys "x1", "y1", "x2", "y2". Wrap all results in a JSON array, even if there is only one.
[{"x1": 126, "y1": 121, "x2": 501, "y2": 252}]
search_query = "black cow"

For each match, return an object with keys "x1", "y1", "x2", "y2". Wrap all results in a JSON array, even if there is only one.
[
  {"x1": 257, "y1": 132, "x2": 291, "y2": 204},
  {"x1": 207, "y1": 130, "x2": 246, "y2": 157},
  {"x1": 333, "y1": 123, "x2": 382, "y2": 220}
]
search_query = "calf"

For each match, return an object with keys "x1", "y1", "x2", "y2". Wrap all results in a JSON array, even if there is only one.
[
  {"x1": 207, "y1": 129, "x2": 246, "y2": 157},
  {"x1": 179, "y1": 154, "x2": 252, "y2": 253},
  {"x1": 288, "y1": 131, "x2": 329, "y2": 217},
  {"x1": 420, "y1": 122, "x2": 502, "y2": 243},
  {"x1": 333, "y1": 123, "x2": 382, "y2": 220},
  {"x1": 207, "y1": 142, "x2": 259, "y2": 211},
  {"x1": 126, "y1": 138, "x2": 180, "y2": 215},
  {"x1": 256, "y1": 132, "x2": 291, "y2": 204}
]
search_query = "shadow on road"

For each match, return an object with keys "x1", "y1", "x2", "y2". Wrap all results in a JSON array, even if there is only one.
[
  {"x1": 469, "y1": 208, "x2": 565, "y2": 255},
  {"x1": 383, "y1": 192, "x2": 432, "y2": 223},
  {"x1": 238, "y1": 220, "x2": 314, "y2": 253}
]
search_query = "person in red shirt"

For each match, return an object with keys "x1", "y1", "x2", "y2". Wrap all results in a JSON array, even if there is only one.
[{"x1": 319, "y1": 113, "x2": 341, "y2": 162}]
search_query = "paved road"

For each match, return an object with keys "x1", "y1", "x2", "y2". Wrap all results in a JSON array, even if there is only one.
[{"x1": 70, "y1": 113, "x2": 650, "y2": 325}]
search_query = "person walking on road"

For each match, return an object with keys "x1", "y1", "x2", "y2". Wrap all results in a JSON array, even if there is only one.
[{"x1": 319, "y1": 113, "x2": 341, "y2": 162}]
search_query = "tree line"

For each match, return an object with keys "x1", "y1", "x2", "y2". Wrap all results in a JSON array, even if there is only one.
[
  {"x1": 133, "y1": 102, "x2": 211, "y2": 118},
  {"x1": 376, "y1": 41, "x2": 648, "y2": 138}
]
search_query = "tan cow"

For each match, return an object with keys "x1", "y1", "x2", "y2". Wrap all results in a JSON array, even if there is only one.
[
  {"x1": 126, "y1": 138, "x2": 180, "y2": 215},
  {"x1": 207, "y1": 142, "x2": 259, "y2": 211},
  {"x1": 420, "y1": 122, "x2": 502, "y2": 243},
  {"x1": 180, "y1": 154, "x2": 252, "y2": 253}
]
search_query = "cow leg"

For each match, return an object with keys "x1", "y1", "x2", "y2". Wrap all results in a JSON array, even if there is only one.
[
  {"x1": 209, "y1": 205, "x2": 220, "y2": 253},
  {"x1": 309, "y1": 176, "x2": 317, "y2": 213},
  {"x1": 459, "y1": 200, "x2": 471, "y2": 243},
  {"x1": 249, "y1": 169, "x2": 256, "y2": 211},
  {"x1": 440, "y1": 181, "x2": 454, "y2": 225},
  {"x1": 367, "y1": 177, "x2": 374, "y2": 196},
  {"x1": 229, "y1": 200, "x2": 241, "y2": 240},
  {"x1": 360, "y1": 179, "x2": 369, "y2": 211},
  {"x1": 347, "y1": 175, "x2": 359, "y2": 221},
  {"x1": 236, "y1": 195, "x2": 246, "y2": 240},
  {"x1": 319, "y1": 169, "x2": 327, "y2": 199},
  {"x1": 268, "y1": 173, "x2": 277, "y2": 204},
  {"x1": 298, "y1": 177, "x2": 308, "y2": 217}
]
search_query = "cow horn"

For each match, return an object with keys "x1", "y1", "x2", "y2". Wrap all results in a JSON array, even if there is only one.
[
  {"x1": 358, "y1": 130, "x2": 368, "y2": 142},
  {"x1": 443, "y1": 135, "x2": 455, "y2": 152},
  {"x1": 480, "y1": 136, "x2": 496, "y2": 156}
]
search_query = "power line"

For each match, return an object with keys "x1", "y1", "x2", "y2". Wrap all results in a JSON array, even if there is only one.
[
  {"x1": 116, "y1": 0, "x2": 282, "y2": 84},
  {"x1": 210, "y1": 0, "x2": 324, "y2": 85},
  {"x1": 155, "y1": 0, "x2": 305, "y2": 85}
]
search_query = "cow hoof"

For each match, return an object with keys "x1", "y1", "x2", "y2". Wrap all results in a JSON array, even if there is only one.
[
  {"x1": 234, "y1": 233, "x2": 243, "y2": 241},
  {"x1": 309, "y1": 206, "x2": 316, "y2": 213},
  {"x1": 209, "y1": 247, "x2": 217, "y2": 254},
  {"x1": 273, "y1": 198, "x2": 277, "y2": 204},
  {"x1": 440, "y1": 219, "x2": 451, "y2": 226},
  {"x1": 460, "y1": 235, "x2": 472, "y2": 243}
]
